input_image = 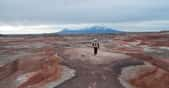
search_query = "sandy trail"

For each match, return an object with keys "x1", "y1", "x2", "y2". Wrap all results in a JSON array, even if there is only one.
[
  {"x1": 63, "y1": 48, "x2": 131, "y2": 64},
  {"x1": 56, "y1": 47, "x2": 144, "y2": 88}
]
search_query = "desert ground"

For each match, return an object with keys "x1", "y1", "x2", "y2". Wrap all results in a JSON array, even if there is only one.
[{"x1": 0, "y1": 32, "x2": 169, "y2": 88}]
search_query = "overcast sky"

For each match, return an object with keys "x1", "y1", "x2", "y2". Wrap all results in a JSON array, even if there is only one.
[{"x1": 0, "y1": 0, "x2": 169, "y2": 34}]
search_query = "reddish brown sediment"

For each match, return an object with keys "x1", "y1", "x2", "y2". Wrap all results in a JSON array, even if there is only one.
[
  {"x1": 18, "y1": 55, "x2": 61, "y2": 88},
  {"x1": 0, "y1": 60, "x2": 18, "y2": 80},
  {"x1": 126, "y1": 53, "x2": 169, "y2": 72},
  {"x1": 113, "y1": 33, "x2": 169, "y2": 88},
  {"x1": 111, "y1": 36, "x2": 169, "y2": 72},
  {"x1": 17, "y1": 48, "x2": 61, "y2": 88},
  {"x1": 122, "y1": 33, "x2": 169, "y2": 47},
  {"x1": 129, "y1": 68, "x2": 169, "y2": 88},
  {"x1": 0, "y1": 47, "x2": 61, "y2": 88},
  {"x1": 0, "y1": 32, "x2": 169, "y2": 88}
]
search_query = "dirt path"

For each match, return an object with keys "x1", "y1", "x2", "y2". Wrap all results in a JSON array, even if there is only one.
[{"x1": 56, "y1": 48, "x2": 144, "y2": 88}]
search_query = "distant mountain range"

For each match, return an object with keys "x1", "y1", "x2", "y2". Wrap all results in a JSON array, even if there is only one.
[{"x1": 58, "y1": 26, "x2": 123, "y2": 34}]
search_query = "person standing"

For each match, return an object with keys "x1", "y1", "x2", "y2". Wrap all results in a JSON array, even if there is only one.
[{"x1": 92, "y1": 39, "x2": 100, "y2": 55}]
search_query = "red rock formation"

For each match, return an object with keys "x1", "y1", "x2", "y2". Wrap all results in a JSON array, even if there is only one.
[
  {"x1": 113, "y1": 38, "x2": 169, "y2": 88},
  {"x1": 112, "y1": 39, "x2": 169, "y2": 72},
  {"x1": 0, "y1": 47, "x2": 61, "y2": 88},
  {"x1": 130, "y1": 68, "x2": 169, "y2": 88},
  {"x1": 18, "y1": 55, "x2": 60, "y2": 88},
  {"x1": 122, "y1": 33, "x2": 169, "y2": 47},
  {"x1": 0, "y1": 60, "x2": 18, "y2": 80}
]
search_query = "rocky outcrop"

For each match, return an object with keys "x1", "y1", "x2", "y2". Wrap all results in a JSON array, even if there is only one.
[
  {"x1": 119, "y1": 64, "x2": 169, "y2": 88},
  {"x1": 0, "y1": 60, "x2": 18, "y2": 80},
  {"x1": 17, "y1": 55, "x2": 60, "y2": 88},
  {"x1": 123, "y1": 33, "x2": 169, "y2": 47},
  {"x1": 0, "y1": 48, "x2": 61, "y2": 88},
  {"x1": 130, "y1": 68, "x2": 169, "y2": 88}
]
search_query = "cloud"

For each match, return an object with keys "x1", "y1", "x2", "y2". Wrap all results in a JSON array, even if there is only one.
[
  {"x1": 111, "y1": 20, "x2": 169, "y2": 32},
  {"x1": 0, "y1": 24, "x2": 96, "y2": 34},
  {"x1": 1, "y1": 0, "x2": 169, "y2": 23},
  {"x1": 0, "y1": 20, "x2": 169, "y2": 34},
  {"x1": 0, "y1": 25, "x2": 61, "y2": 34},
  {"x1": 1, "y1": 0, "x2": 169, "y2": 33}
]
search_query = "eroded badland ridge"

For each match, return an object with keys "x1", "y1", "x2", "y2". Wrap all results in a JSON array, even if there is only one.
[{"x1": 0, "y1": 32, "x2": 169, "y2": 88}]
